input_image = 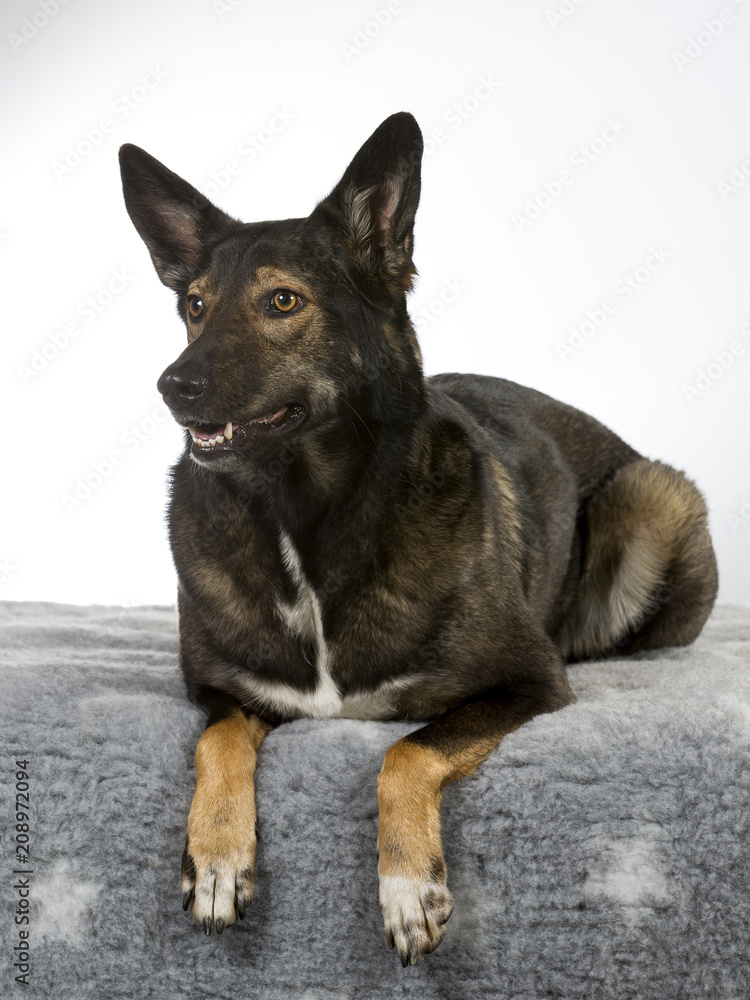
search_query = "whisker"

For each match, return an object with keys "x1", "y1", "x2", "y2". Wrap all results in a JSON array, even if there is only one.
[{"x1": 342, "y1": 399, "x2": 377, "y2": 448}]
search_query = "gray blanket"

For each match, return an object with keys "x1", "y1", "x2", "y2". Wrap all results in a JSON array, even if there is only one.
[{"x1": 1, "y1": 601, "x2": 748, "y2": 999}]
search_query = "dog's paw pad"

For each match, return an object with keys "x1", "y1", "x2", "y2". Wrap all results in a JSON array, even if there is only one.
[{"x1": 379, "y1": 874, "x2": 454, "y2": 966}]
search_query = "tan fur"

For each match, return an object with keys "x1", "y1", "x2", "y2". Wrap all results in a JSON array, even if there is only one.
[
  {"x1": 377, "y1": 742, "x2": 445, "y2": 880},
  {"x1": 487, "y1": 454, "x2": 524, "y2": 576},
  {"x1": 377, "y1": 742, "x2": 453, "y2": 962},
  {"x1": 377, "y1": 724, "x2": 526, "y2": 963},
  {"x1": 558, "y1": 459, "x2": 714, "y2": 660},
  {"x1": 183, "y1": 711, "x2": 271, "y2": 931},
  {"x1": 377, "y1": 727, "x2": 523, "y2": 881}
]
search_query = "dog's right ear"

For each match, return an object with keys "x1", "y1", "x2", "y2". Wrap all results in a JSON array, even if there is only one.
[{"x1": 119, "y1": 144, "x2": 238, "y2": 292}]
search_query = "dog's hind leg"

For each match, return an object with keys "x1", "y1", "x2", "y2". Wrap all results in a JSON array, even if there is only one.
[{"x1": 557, "y1": 458, "x2": 718, "y2": 660}]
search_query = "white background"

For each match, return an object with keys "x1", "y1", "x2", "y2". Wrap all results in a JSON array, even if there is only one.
[{"x1": 3, "y1": 0, "x2": 749, "y2": 607}]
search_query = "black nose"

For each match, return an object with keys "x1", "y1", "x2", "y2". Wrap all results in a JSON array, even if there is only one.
[{"x1": 157, "y1": 369, "x2": 208, "y2": 410}]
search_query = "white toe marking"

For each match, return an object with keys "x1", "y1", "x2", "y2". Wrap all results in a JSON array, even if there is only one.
[
  {"x1": 379, "y1": 873, "x2": 452, "y2": 959},
  {"x1": 379, "y1": 874, "x2": 428, "y2": 926}
]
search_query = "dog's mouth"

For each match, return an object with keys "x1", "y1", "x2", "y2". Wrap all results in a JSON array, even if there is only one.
[{"x1": 186, "y1": 404, "x2": 306, "y2": 455}]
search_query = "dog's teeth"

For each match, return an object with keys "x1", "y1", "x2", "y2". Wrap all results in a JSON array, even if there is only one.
[
  {"x1": 192, "y1": 430, "x2": 228, "y2": 447},
  {"x1": 188, "y1": 421, "x2": 241, "y2": 446}
]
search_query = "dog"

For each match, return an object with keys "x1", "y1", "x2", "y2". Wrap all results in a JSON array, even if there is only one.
[{"x1": 119, "y1": 113, "x2": 718, "y2": 967}]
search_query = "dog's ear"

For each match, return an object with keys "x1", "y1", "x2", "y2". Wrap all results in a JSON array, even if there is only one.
[
  {"x1": 312, "y1": 112, "x2": 423, "y2": 293},
  {"x1": 119, "y1": 144, "x2": 238, "y2": 292}
]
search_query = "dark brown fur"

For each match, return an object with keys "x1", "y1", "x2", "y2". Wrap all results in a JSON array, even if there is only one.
[{"x1": 119, "y1": 113, "x2": 718, "y2": 966}]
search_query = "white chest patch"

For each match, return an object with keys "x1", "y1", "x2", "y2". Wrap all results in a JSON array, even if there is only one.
[{"x1": 232, "y1": 530, "x2": 416, "y2": 720}]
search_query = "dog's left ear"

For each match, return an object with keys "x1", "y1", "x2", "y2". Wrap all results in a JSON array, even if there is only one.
[{"x1": 312, "y1": 112, "x2": 423, "y2": 293}]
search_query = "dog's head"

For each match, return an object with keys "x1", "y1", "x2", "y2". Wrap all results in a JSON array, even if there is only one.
[{"x1": 119, "y1": 113, "x2": 424, "y2": 475}]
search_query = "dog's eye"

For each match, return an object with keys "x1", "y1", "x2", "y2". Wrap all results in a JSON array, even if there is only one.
[
  {"x1": 270, "y1": 291, "x2": 300, "y2": 314},
  {"x1": 187, "y1": 295, "x2": 204, "y2": 319}
]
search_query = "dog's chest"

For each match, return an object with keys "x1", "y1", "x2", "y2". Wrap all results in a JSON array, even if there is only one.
[{"x1": 231, "y1": 531, "x2": 415, "y2": 720}]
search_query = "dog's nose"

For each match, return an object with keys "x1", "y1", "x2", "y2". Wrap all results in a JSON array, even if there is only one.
[{"x1": 157, "y1": 370, "x2": 208, "y2": 409}]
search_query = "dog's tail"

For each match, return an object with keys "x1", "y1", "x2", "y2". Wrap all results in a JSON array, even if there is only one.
[{"x1": 558, "y1": 459, "x2": 717, "y2": 660}]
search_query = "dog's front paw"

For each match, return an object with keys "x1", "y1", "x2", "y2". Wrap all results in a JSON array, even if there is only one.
[
  {"x1": 379, "y1": 870, "x2": 454, "y2": 966},
  {"x1": 180, "y1": 709, "x2": 267, "y2": 935},
  {"x1": 180, "y1": 763, "x2": 258, "y2": 936},
  {"x1": 181, "y1": 821, "x2": 256, "y2": 935}
]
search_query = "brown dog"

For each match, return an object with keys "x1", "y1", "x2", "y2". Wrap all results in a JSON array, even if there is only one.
[{"x1": 119, "y1": 113, "x2": 718, "y2": 966}]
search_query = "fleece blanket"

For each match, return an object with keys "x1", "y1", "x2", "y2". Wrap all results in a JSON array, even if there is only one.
[{"x1": 0, "y1": 601, "x2": 748, "y2": 1000}]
